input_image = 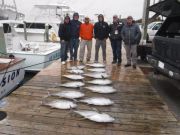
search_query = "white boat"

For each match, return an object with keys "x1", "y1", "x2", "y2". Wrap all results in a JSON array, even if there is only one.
[
  {"x1": 14, "y1": 3, "x2": 70, "y2": 42},
  {"x1": 0, "y1": 57, "x2": 25, "y2": 99},
  {"x1": 1, "y1": 20, "x2": 61, "y2": 71},
  {"x1": 0, "y1": 24, "x2": 25, "y2": 100},
  {"x1": 0, "y1": 3, "x2": 68, "y2": 72}
]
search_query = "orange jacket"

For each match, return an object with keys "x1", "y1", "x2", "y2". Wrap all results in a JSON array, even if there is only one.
[{"x1": 80, "y1": 23, "x2": 94, "y2": 40}]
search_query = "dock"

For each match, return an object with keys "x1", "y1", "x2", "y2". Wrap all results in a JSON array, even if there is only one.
[{"x1": 0, "y1": 44, "x2": 180, "y2": 135}]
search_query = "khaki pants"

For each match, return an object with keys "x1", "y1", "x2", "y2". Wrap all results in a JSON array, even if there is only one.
[
  {"x1": 124, "y1": 45, "x2": 137, "y2": 65},
  {"x1": 95, "y1": 39, "x2": 106, "y2": 62},
  {"x1": 79, "y1": 39, "x2": 92, "y2": 61}
]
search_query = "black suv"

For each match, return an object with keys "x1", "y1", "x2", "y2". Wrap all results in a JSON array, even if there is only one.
[{"x1": 148, "y1": 0, "x2": 180, "y2": 80}]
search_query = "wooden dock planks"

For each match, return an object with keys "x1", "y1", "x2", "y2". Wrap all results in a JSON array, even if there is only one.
[{"x1": 0, "y1": 45, "x2": 180, "y2": 135}]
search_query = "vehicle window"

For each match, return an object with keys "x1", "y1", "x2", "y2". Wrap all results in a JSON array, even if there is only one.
[
  {"x1": 153, "y1": 23, "x2": 162, "y2": 30},
  {"x1": 148, "y1": 22, "x2": 156, "y2": 29}
]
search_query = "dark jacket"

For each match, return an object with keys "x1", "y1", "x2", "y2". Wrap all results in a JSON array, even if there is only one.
[
  {"x1": 121, "y1": 23, "x2": 141, "y2": 45},
  {"x1": 94, "y1": 21, "x2": 109, "y2": 40},
  {"x1": 109, "y1": 22, "x2": 123, "y2": 41},
  {"x1": 70, "y1": 20, "x2": 81, "y2": 38},
  {"x1": 58, "y1": 22, "x2": 71, "y2": 41}
]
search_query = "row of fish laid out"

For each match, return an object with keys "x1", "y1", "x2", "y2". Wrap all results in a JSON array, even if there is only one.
[
  {"x1": 47, "y1": 91, "x2": 114, "y2": 106},
  {"x1": 67, "y1": 63, "x2": 105, "y2": 70},
  {"x1": 66, "y1": 63, "x2": 106, "y2": 74},
  {"x1": 63, "y1": 73, "x2": 110, "y2": 80},
  {"x1": 67, "y1": 68, "x2": 106, "y2": 74},
  {"x1": 52, "y1": 86, "x2": 116, "y2": 100},
  {"x1": 43, "y1": 99, "x2": 114, "y2": 123},
  {"x1": 43, "y1": 63, "x2": 116, "y2": 123},
  {"x1": 57, "y1": 79, "x2": 112, "y2": 88}
]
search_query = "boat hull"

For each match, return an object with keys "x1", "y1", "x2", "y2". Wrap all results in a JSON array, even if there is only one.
[
  {"x1": 0, "y1": 59, "x2": 25, "y2": 99},
  {"x1": 8, "y1": 47, "x2": 60, "y2": 71}
]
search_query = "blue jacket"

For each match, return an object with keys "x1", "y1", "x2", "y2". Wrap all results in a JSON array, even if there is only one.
[
  {"x1": 121, "y1": 23, "x2": 141, "y2": 45},
  {"x1": 70, "y1": 20, "x2": 81, "y2": 38}
]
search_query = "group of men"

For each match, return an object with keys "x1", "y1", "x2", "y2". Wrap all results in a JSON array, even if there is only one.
[{"x1": 58, "y1": 13, "x2": 141, "y2": 69}]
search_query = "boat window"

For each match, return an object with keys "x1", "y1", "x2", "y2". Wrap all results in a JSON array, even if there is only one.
[
  {"x1": 3, "y1": 24, "x2": 11, "y2": 33},
  {"x1": 16, "y1": 23, "x2": 52, "y2": 29}
]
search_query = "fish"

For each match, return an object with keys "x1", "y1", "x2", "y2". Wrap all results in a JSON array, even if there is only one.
[
  {"x1": 63, "y1": 75, "x2": 84, "y2": 80},
  {"x1": 67, "y1": 69, "x2": 84, "y2": 74},
  {"x1": 80, "y1": 97, "x2": 114, "y2": 106},
  {"x1": 86, "y1": 63, "x2": 105, "y2": 68},
  {"x1": 85, "y1": 86, "x2": 117, "y2": 94},
  {"x1": 60, "y1": 82, "x2": 85, "y2": 88},
  {"x1": 52, "y1": 91, "x2": 85, "y2": 99},
  {"x1": 87, "y1": 79, "x2": 112, "y2": 85},
  {"x1": 44, "y1": 100, "x2": 77, "y2": 110},
  {"x1": 68, "y1": 65, "x2": 85, "y2": 70},
  {"x1": 84, "y1": 73, "x2": 110, "y2": 79},
  {"x1": 87, "y1": 68, "x2": 106, "y2": 73},
  {"x1": 74, "y1": 110, "x2": 115, "y2": 123}
]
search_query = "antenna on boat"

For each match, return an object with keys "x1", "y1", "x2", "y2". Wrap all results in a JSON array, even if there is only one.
[
  {"x1": 13, "y1": 0, "x2": 18, "y2": 20},
  {"x1": 0, "y1": 23, "x2": 7, "y2": 56}
]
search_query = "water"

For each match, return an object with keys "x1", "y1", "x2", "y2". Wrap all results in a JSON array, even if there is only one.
[{"x1": 23, "y1": 72, "x2": 37, "y2": 84}]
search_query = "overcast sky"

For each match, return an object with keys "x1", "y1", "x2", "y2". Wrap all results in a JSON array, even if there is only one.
[{"x1": 14, "y1": 0, "x2": 145, "y2": 20}]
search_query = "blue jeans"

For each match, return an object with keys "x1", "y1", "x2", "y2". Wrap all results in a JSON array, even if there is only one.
[
  {"x1": 60, "y1": 41, "x2": 69, "y2": 61},
  {"x1": 70, "y1": 38, "x2": 79, "y2": 60},
  {"x1": 110, "y1": 40, "x2": 122, "y2": 62}
]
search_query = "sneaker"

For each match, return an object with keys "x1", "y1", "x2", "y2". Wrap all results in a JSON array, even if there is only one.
[
  {"x1": 62, "y1": 61, "x2": 66, "y2": 65},
  {"x1": 124, "y1": 64, "x2": 131, "y2": 67},
  {"x1": 112, "y1": 61, "x2": 117, "y2": 64},
  {"x1": 133, "y1": 65, "x2": 137, "y2": 69}
]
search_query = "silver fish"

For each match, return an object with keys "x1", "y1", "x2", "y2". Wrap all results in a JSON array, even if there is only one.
[
  {"x1": 84, "y1": 73, "x2": 110, "y2": 79},
  {"x1": 85, "y1": 86, "x2": 117, "y2": 94},
  {"x1": 87, "y1": 68, "x2": 106, "y2": 73},
  {"x1": 52, "y1": 91, "x2": 85, "y2": 99},
  {"x1": 60, "y1": 82, "x2": 85, "y2": 88},
  {"x1": 87, "y1": 79, "x2": 112, "y2": 85},
  {"x1": 86, "y1": 63, "x2": 105, "y2": 68},
  {"x1": 44, "y1": 100, "x2": 77, "y2": 110},
  {"x1": 74, "y1": 110, "x2": 115, "y2": 123},
  {"x1": 68, "y1": 65, "x2": 85, "y2": 70},
  {"x1": 63, "y1": 75, "x2": 84, "y2": 80},
  {"x1": 80, "y1": 97, "x2": 114, "y2": 106},
  {"x1": 68, "y1": 69, "x2": 84, "y2": 74}
]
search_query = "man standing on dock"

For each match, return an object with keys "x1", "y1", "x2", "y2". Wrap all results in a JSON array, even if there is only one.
[
  {"x1": 70, "y1": 13, "x2": 82, "y2": 61},
  {"x1": 79, "y1": 17, "x2": 94, "y2": 63},
  {"x1": 58, "y1": 16, "x2": 71, "y2": 65},
  {"x1": 109, "y1": 15, "x2": 123, "y2": 66},
  {"x1": 121, "y1": 16, "x2": 141, "y2": 69},
  {"x1": 94, "y1": 14, "x2": 109, "y2": 63}
]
